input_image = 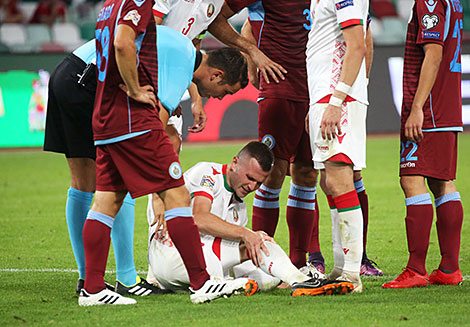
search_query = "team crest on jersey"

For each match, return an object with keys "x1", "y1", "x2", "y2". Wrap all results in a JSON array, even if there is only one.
[
  {"x1": 335, "y1": 0, "x2": 353, "y2": 10},
  {"x1": 422, "y1": 14, "x2": 439, "y2": 30},
  {"x1": 124, "y1": 9, "x2": 141, "y2": 26},
  {"x1": 261, "y1": 134, "x2": 275, "y2": 149},
  {"x1": 200, "y1": 175, "x2": 215, "y2": 190},
  {"x1": 233, "y1": 209, "x2": 239, "y2": 222},
  {"x1": 207, "y1": 3, "x2": 215, "y2": 18},
  {"x1": 169, "y1": 162, "x2": 182, "y2": 179}
]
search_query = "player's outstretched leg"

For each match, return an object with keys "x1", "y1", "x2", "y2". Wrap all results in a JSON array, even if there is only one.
[
  {"x1": 79, "y1": 288, "x2": 136, "y2": 306},
  {"x1": 189, "y1": 277, "x2": 255, "y2": 304}
]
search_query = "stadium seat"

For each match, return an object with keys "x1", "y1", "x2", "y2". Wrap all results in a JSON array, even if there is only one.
[
  {"x1": 0, "y1": 41, "x2": 10, "y2": 53},
  {"x1": 395, "y1": 0, "x2": 414, "y2": 20},
  {"x1": 26, "y1": 24, "x2": 52, "y2": 52},
  {"x1": 79, "y1": 22, "x2": 96, "y2": 41},
  {"x1": 51, "y1": 22, "x2": 85, "y2": 52},
  {"x1": 0, "y1": 24, "x2": 32, "y2": 52}
]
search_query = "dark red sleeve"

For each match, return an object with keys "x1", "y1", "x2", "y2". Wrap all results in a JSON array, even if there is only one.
[
  {"x1": 226, "y1": 0, "x2": 257, "y2": 14},
  {"x1": 416, "y1": 0, "x2": 446, "y2": 45},
  {"x1": 118, "y1": 0, "x2": 153, "y2": 35}
]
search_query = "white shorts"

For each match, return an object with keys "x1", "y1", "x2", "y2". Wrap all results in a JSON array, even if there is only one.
[
  {"x1": 309, "y1": 101, "x2": 367, "y2": 170},
  {"x1": 147, "y1": 230, "x2": 241, "y2": 290},
  {"x1": 167, "y1": 115, "x2": 183, "y2": 137}
]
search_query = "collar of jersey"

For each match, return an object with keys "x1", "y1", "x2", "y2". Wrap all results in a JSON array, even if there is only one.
[{"x1": 222, "y1": 164, "x2": 242, "y2": 202}]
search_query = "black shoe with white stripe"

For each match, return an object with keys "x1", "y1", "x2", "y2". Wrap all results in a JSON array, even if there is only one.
[
  {"x1": 76, "y1": 279, "x2": 114, "y2": 295},
  {"x1": 190, "y1": 277, "x2": 250, "y2": 304},
  {"x1": 115, "y1": 276, "x2": 173, "y2": 296},
  {"x1": 78, "y1": 288, "x2": 136, "y2": 306}
]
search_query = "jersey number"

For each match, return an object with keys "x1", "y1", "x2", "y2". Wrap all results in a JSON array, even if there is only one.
[
  {"x1": 303, "y1": 9, "x2": 312, "y2": 31},
  {"x1": 450, "y1": 18, "x2": 462, "y2": 73},
  {"x1": 182, "y1": 17, "x2": 195, "y2": 35},
  {"x1": 95, "y1": 26, "x2": 110, "y2": 82},
  {"x1": 400, "y1": 141, "x2": 418, "y2": 162}
]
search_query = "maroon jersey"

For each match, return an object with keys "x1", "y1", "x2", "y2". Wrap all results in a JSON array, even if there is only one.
[
  {"x1": 93, "y1": 0, "x2": 160, "y2": 142},
  {"x1": 401, "y1": 0, "x2": 463, "y2": 131},
  {"x1": 227, "y1": 0, "x2": 310, "y2": 102}
]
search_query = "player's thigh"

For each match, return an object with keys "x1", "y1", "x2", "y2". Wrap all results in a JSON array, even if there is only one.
[
  {"x1": 96, "y1": 130, "x2": 185, "y2": 199},
  {"x1": 399, "y1": 131, "x2": 458, "y2": 181},
  {"x1": 258, "y1": 98, "x2": 309, "y2": 161},
  {"x1": 67, "y1": 157, "x2": 96, "y2": 192}
]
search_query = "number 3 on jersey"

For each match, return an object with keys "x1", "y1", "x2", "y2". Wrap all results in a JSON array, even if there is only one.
[
  {"x1": 182, "y1": 17, "x2": 195, "y2": 35},
  {"x1": 95, "y1": 26, "x2": 110, "y2": 82}
]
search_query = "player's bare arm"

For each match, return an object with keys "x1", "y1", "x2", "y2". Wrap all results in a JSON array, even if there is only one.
[
  {"x1": 208, "y1": 2, "x2": 286, "y2": 84},
  {"x1": 240, "y1": 18, "x2": 260, "y2": 89},
  {"x1": 192, "y1": 195, "x2": 270, "y2": 267},
  {"x1": 187, "y1": 82, "x2": 206, "y2": 133},
  {"x1": 405, "y1": 43, "x2": 443, "y2": 143},
  {"x1": 365, "y1": 26, "x2": 373, "y2": 79},
  {"x1": 151, "y1": 193, "x2": 167, "y2": 236},
  {"x1": 115, "y1": 24, "x2": 156, "y2": 108},
  {"x1": 321, "y1": 24, "x2": 366, "y2": 140}
]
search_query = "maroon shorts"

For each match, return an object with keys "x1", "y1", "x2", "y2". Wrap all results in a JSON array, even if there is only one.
[
  {"x1": 258, "y1": 98, "x2": 312, "y2": 163},
  {"x1": 399, "y1": 131, "x2": 458, "y2": 180},
  {"x1": 96, "y1": 130, "x2": 184, "y2": 198}
]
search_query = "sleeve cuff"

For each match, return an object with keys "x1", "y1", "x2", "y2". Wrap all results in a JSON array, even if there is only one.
[
  {"x1": 153, "y1": 9, "x2": 166, "y2": 18},
  {"x1": 339, "y1": 19, "x2": 363, "y2": 29},
  {"x1": 191, "y1": 191, "x2": 214, "y2": 202}
]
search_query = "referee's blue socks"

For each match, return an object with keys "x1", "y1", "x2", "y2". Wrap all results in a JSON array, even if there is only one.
[{"x1": 66, "y1": 187, "x2": 92, "y2": 279}]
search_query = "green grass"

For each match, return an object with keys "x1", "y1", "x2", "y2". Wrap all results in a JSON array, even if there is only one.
[{"x1": 0, "y1": 134, "x2": 469, "y2": 326}]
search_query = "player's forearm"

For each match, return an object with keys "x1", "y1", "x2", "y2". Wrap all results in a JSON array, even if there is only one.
[
  {"x1": 194, "y1": 212, "x2": 247, "y2": 241},
  {"x1": 334, "y1": 26, "x2": 366, "y2": 100},
  {"x1": 188, "y1": 83, "x2": 203, "y2": 106},
  {"x1": 411, "y1": 44, "x2": 443, "y2": 112},
  {"x1": 365, "y1": 27, "x2": 373, "y2": 79},
  {"x1": 115, "y1": 25, "x2": 140, "y2": 96}
]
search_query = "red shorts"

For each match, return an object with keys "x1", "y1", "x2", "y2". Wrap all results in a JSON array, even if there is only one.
[
  {"x1": 96, "y1": 130, "x2": 184, "y2": 198},
  {"x1": 258, "y1": 98, "x2": 312, "y2": 163},
  {"x1": 399, "y1": 131, "x2": 458, "y2": 180}
]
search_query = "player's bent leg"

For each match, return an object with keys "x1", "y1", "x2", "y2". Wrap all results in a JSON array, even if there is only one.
[
  {"x1": 165, "y1": 124, "x2": 182, "y2": 155},
  {"x1": 427, "y1": 179, "x2": 463, "y2": 285},
  {"x1": 252, "y1": 158, "x2": 288, "y2": 236}
]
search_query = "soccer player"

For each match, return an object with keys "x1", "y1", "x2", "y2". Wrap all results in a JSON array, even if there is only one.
[
  {"x1": 147, "y1": 141, "x2": 354, "y2": 296},
  {"x1": 382, "y1": 0, "x2": 464, "y2": 288},
  {"x1": 78, "y1": 0, "x2": 251, "y2": 305},
  {"x1": 43, "y1": 40, "x2": 161, "y2": 296},
  {"x1": 152, "y1": 0, "x2": 287, "y2": 153},
  {"x1": 306, "y1": 0, "x2": 369, "y2": 292},
  {"x1": 208, "y1": 0, "x2": 319, "y2": 273}
]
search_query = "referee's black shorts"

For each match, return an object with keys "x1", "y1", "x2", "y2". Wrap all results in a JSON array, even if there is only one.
[{"x1": 44, "y1": 54, "x2": 97, "y2": 159}]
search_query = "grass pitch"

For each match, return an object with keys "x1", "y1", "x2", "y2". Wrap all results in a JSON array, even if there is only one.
[{"x1": 0, "y1": 134, "x2": 469, "y2": 326}]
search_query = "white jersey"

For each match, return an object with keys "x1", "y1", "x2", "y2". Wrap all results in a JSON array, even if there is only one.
[
  {"x1": 306, "y1": 0, "x2": 369, "y2": 106},
  {"x1": 185, "y1": 162, "x2": 248, "y2": 238},
  {"x1": 153, "y1": 0, "x2": 224, "y2": 40}
]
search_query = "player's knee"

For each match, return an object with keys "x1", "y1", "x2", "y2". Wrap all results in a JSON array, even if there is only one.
[
  {"x1": 353, "y1": 170, "x2": 362, "y2": 182},
  {"x1": 161, "y1": 185, "x2": 190, "y2": 210},
  {"x1": 427, "y1": 178, "x2": 455, "y2": 198},
  {"x1": 291, "y1": 161, "x2": 317, "y2": 186}
]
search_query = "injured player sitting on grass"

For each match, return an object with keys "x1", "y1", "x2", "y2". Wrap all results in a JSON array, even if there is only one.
[{"x1": 146, "y1": 141, "x2": 354, "y2": 296}]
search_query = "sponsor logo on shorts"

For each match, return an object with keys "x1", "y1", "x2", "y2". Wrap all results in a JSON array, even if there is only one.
[
  {"x1": 207, "y1": 3, "x2": 215, "y2": 17},
  {"x1": 400, "y1": 162, "x2": 416, "y2": 168},
  {"x1": 335, "y1": 0, "x2": 353, "y2": 10},
  {"x1": 422, "y1": 30, "x2": 441, "y2": 39},
  {"x1": 261, "y1": 135, "x2": 275, "y2": 149},
  {"x1": 123, "y1": 10, "x2": 141, "y2": 26},
  {"x1": 200, "y1": 175, "x2": 215, "y2": 190},
  {"x1": 169, "y1": 162, "x2": 182, "y2": 179},
  {"x1": 233, "y1": 209, "x2": 239, "y2": 222},
  {"x1": 422, "y1": 14, "x2": 439, "y2": 29},
  {"x1": 317, "y1": 145, "x2": 329, "y2": 151}
]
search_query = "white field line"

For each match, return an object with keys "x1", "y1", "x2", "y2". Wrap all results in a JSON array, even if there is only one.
[{"x1": 0, "y1": 268, "x2": 469, "y2": 281}]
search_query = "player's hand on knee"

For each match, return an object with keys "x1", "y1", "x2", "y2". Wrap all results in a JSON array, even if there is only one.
[
  {"x1": 242, "y1": 229, "x2": 267, "y2": 267},
  {"x1": 119, "y1": 83, "x2": 157, "y2": 109},
  {"x1": 321, "y1": 105, "x2": 342, "y2": 140}
]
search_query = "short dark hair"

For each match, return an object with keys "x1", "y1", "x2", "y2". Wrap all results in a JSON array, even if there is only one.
[
  {"x1": 207, "y1": 47, "x2": 248, "y2": 89},
  {"x1": 238, "y1": 141, "x2": 274, "y2": 172}
]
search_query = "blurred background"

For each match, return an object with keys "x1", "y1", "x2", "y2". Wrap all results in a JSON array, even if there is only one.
[{"x1": 0, "y1": 0, "x2": 469, "y2": 148}]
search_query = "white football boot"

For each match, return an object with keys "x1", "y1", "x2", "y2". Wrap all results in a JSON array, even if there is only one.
[
  {"x1": 189, "y1": 277, "x2": 253, "y2": 304},
  {"x1": 78, "y1": 288, "x2": 136, "y2": 306}
]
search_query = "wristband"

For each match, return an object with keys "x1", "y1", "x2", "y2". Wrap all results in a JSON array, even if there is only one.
[
  {"x1": 335, "y1": 81, "x2": 351, "y2": 95},
  {"x1": 329, "y1": 96, "x2": 343, "y2": 107}
]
